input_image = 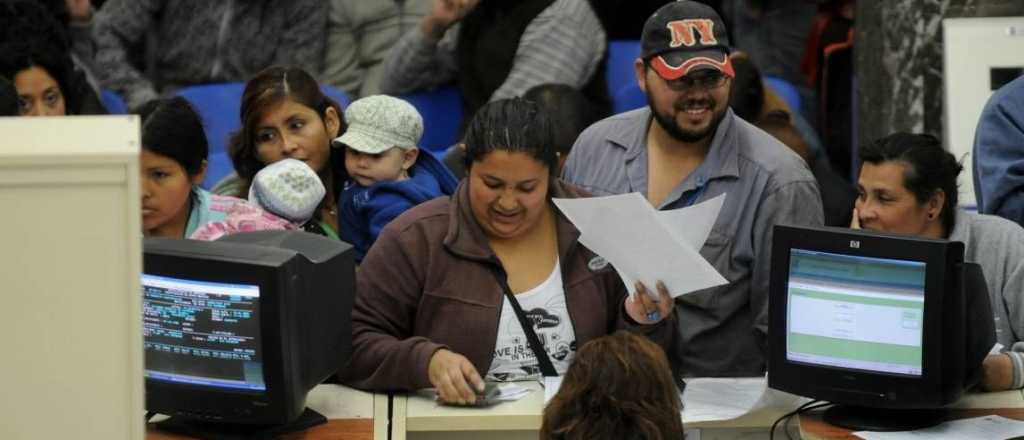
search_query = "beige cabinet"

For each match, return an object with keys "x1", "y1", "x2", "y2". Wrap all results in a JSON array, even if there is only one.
[{"x1": 0, "y1": 116, "x2": 144, "y2": 439}]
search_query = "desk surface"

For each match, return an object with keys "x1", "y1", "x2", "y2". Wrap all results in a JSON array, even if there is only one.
[
  {"x1": 396, "y1": 381, "x2": 545, "y2": 432},
  {"x1": 147, "y1": 384, "x2": 386, "y2": 440},
  {"x1": 799, "y1": 390, "x2": 1024, "y2": 439}
]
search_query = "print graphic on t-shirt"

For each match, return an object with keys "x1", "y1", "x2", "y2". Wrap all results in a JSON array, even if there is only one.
[{"x1": 487, "y1": 273, "x2": 578, "y2": 382}]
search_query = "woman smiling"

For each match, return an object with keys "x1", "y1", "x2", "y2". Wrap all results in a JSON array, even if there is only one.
[{"x1": 342, "y1": 98, "x2": 676, "y2": 405}]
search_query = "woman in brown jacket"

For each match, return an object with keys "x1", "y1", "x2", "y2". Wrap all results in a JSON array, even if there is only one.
[{"x1": 342, "y1": 98, "x2": 676, "y2": 405}]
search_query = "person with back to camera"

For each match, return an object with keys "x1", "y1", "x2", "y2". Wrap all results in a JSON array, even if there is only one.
[
  {"x1": 222, "y1": 66, "x2": 348, "y2": 240},
  {"x1": 562, "y1": 1, "x2": 823, "y2": 377},
  {"x1": 540, "y1": 330, "x2": 684, "y2": 440},
  {"x1": 139, "y1": 97, "x2": 290, "y2": 239},
  {"x1": 850, "y1": 132, "x2": 1024, "y2": 392},
  {"x1": 336, "y1": 95, "x2": 458, "y2": 263},
  {"x1": 341, "y1": 98, "x2": 676, "y2": 405},
  {"x1": 973, "y1": 75, "x2": 1024, "y2": 227}
]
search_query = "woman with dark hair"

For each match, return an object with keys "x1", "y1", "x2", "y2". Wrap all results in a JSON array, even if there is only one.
[
  {"x1": 851, "y1": 132, "x2": 1024, "y2": 392},
  {"x1": 342, "y1": 98, "x2": 675, "y2": 405},
  {"x1": 140, "y1": 97, "x2": 290, "y2": 239},
  {"x1": 0, "y1": 0, "x2": 104, "y2": 116},
  {"x1": 541, "y1": 331, "x2": 683, "y2": 440},
  {"x1": 224, "y1": 66, "x2": 347, "y2": 239}
]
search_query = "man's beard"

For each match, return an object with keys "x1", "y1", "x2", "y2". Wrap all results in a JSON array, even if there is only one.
[{"x1": 648, "y1": 95, "x2": 727, "y2": 144}]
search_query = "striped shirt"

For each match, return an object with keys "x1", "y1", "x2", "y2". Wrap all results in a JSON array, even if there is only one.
[{"x1": 378, "y1": 0, "x2": 605, "y2": 101}]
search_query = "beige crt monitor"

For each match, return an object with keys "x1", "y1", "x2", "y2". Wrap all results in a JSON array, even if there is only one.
[{"x1": 0, "y1": 116, "x2": 144, "y2": 439}]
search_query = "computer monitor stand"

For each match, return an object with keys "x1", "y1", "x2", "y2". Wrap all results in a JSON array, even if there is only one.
[
  {"x1": 823, "y1": 405, "x2": 947, "y2": 431},
  {"x1": 153, "y1": 407, "x2": 327, "y2": 440}
]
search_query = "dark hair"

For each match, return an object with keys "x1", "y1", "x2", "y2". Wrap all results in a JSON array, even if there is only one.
[
  {"x1": 858, "y1": 133, "x2": 963, "y2": 233},
  {"x1": 728, "y1": 53, "x2": 765, "y2": 123},
  {"x1": 462, "y1": 98, "x2": 558, "y2": 175},
  {"x1": 228, "y1": 66, "x2": 346, "y2": 196},
  {"x1": 0, "y1": 76, "x2": 18, "y2": 116},
  {"x1": 540, "y1": 331, "x2": 684, "y2": 440},
  {"x1": 523, "y1": 84, "x2": 600, "y2": 157},
  {"x1": 139, "y1": 97, "x2": 209, "y2": 177},
  {"x1": 0, "y1": 0, "x2": 80, "y2": 114}
]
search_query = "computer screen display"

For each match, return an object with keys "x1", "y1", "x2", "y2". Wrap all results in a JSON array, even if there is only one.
[
  {"x1": 786, "y1": 249, "x2": 926, "y2": 377},
  {"x1": 142, "y1": 274, "x2": 266, "y2": 392}
]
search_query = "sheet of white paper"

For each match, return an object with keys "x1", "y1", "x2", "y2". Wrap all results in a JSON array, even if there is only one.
[
  {"x1": 494, "y1": 383, "x2": 531, "y2": 401},
  {"x1": 657, "y1": 193, "x2": 726, "y2": 250},
  {"x1": 543, "y1": 376, "x2": 563, "y2": 406},
  {"x1": 680, "y1": 377, "x2": 807, "y2": 424},
  {"x1": 991, "y1": 342, "x2": 1006, "y2": 355},
  {"x1": 854, "y1": 415, "x2": 1024, "y2": 440},
  {"x1": 553, "y1": 193, "x2": 728, "y2": 298}
]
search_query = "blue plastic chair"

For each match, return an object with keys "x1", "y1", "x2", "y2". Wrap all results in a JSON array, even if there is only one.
[
  {"x1": 100, "y1": 89, "x2": 128, "y2": 114},
  {"x1": 321, "y1": 84, "x2": 352, "y2": 109},
  {"x1": 612, "y1": 84, "x2": 647, "y2": 115},
  {"x1": 605, "y1": 40, "x2": 642, "y2": 103},
  {"x1": 763, "y1": 76, "x2": 802, "y2": 115},
  {"x1": 175, "y1": 82, "x2": 351, "y2": 189},
  {"x1": 398, "y1": 86, "x2": 464, "y2": 155},
  {"x1": 174, "y1": 83, "x2": 245, "y2": 188}
]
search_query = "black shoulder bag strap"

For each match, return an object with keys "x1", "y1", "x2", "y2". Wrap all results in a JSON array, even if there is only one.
[{"x1": 491, "y1": 268, "x2": 559, "y2": 377}]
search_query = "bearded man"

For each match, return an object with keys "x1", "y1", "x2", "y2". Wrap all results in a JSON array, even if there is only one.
[{"x1": 562, "y1": 1, "x2": 823, "y2": 378}]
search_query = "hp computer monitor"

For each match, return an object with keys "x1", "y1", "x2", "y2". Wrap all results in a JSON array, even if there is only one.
[
  {"x1": 142, "y1": 231, "x2": 355, "y2": 437},
  {"x1": 768, "y1": 225, "x2": 993, "y2": 431}
]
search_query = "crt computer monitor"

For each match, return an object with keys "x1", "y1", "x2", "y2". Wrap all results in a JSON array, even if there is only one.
[
  {"x1": 142, "y1": 230, "x2": 355, "y2": 437},
  {"x1": 767, "y1": 225, "x2": 994, "y2": 431}
]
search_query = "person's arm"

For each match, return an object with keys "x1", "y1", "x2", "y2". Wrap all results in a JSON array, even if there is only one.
[
  {"x1": 323, "y1": 0, "x2": 364, "y2": 97},
  {"x1": 92, "y1": 0, "x2": 162, "y2": 109},
  {"x1": 340, "y1": 222, "x2": 445, "y2": 391},
  {"x1": 66, "y1": 0, "x2": 97, "y2": 69},
  {"x1": 751, "y1": 180, "x2": 824, "y2": 334},
  {"x1": 378, "y1": 0, "x2": 472, "y2": 95},
  {"x1": 984, "y1": 240, "x2": 1024, "y2": 391},
  {"x1": 489, "y1": 0, "x2": 606, "y2": 101},
  {"x1": 973, "y1": 87, "x2": 1024, "y2": 224},
  {"x1": 275, "y1": 0, "x2": 328, "y2": 76}
]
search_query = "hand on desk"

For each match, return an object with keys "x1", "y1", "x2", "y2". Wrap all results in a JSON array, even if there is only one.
[
  {"x1": 428, "y1": 348, "x2": 485, "y2": 405},
  {"x1": 625, "y1": 281, "x2": 674, "y2": 324},
  {"x1": 981, "y1": 353, "x2": 1014, "y2": 391}
]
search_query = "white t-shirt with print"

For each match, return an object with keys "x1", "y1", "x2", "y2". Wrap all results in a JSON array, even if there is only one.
[{"x1": 486, "y1": 259, "x2": 576, "y2": 382}]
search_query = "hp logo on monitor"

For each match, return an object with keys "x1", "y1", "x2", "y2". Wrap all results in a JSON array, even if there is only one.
[{"x1": 850, "y1": 240, "x2": 860, "y2": 249}]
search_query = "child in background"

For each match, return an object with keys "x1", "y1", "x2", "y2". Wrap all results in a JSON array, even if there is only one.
[
  {"x1": 140, "y1": 97, "x2": 269, "y2": 239},
  {"x1": 191, "y1": 158, "x2": 323, "y2": 241},
  {"x1": 335, "y1": 95, "x2": 458, "y2": 261}
]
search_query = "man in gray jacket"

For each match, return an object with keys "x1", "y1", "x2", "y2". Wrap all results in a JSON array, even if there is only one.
[
  {"x1": 563, "y1": 1, "x2": 823, "y2": 377},
  {"x1": 324, "y1": 0, "x2": 431, "y2": 98},
  {"x1": 93, "y1": 0, "x2": 326, "y2": 110}
]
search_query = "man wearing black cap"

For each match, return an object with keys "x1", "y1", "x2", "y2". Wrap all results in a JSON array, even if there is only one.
[{"x1": 563, "y1": 1, "x2": 823, "y2": 377}]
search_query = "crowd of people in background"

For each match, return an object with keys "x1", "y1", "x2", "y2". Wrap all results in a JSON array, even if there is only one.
[{"x1": 4, "y1": 0, "x2": 1024, "y2": 436}]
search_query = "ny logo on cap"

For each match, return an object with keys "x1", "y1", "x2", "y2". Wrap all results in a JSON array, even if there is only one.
[{"x1": 667, "y1": 19, "x2": 717, "y2": 48}]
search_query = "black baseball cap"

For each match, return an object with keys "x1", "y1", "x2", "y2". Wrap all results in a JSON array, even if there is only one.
[{"x1": 641, "y1": 1, "x2": 734, "y2": 81}]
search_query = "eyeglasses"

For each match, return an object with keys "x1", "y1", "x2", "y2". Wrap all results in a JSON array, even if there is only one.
[{"x1": 662, "y1": 71, "x2": 729, "y2": 92}]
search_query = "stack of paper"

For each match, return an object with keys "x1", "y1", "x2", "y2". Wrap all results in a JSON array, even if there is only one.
[
  {"x1": 854, "y1": 415, "x2": 1024, "y2": 440},
  {"x1": 553, "y1": 193, "x2": 728, "y2": 298},
  {"x1": 680, "y1": 376, "x2": 806, "y2": 424}
]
